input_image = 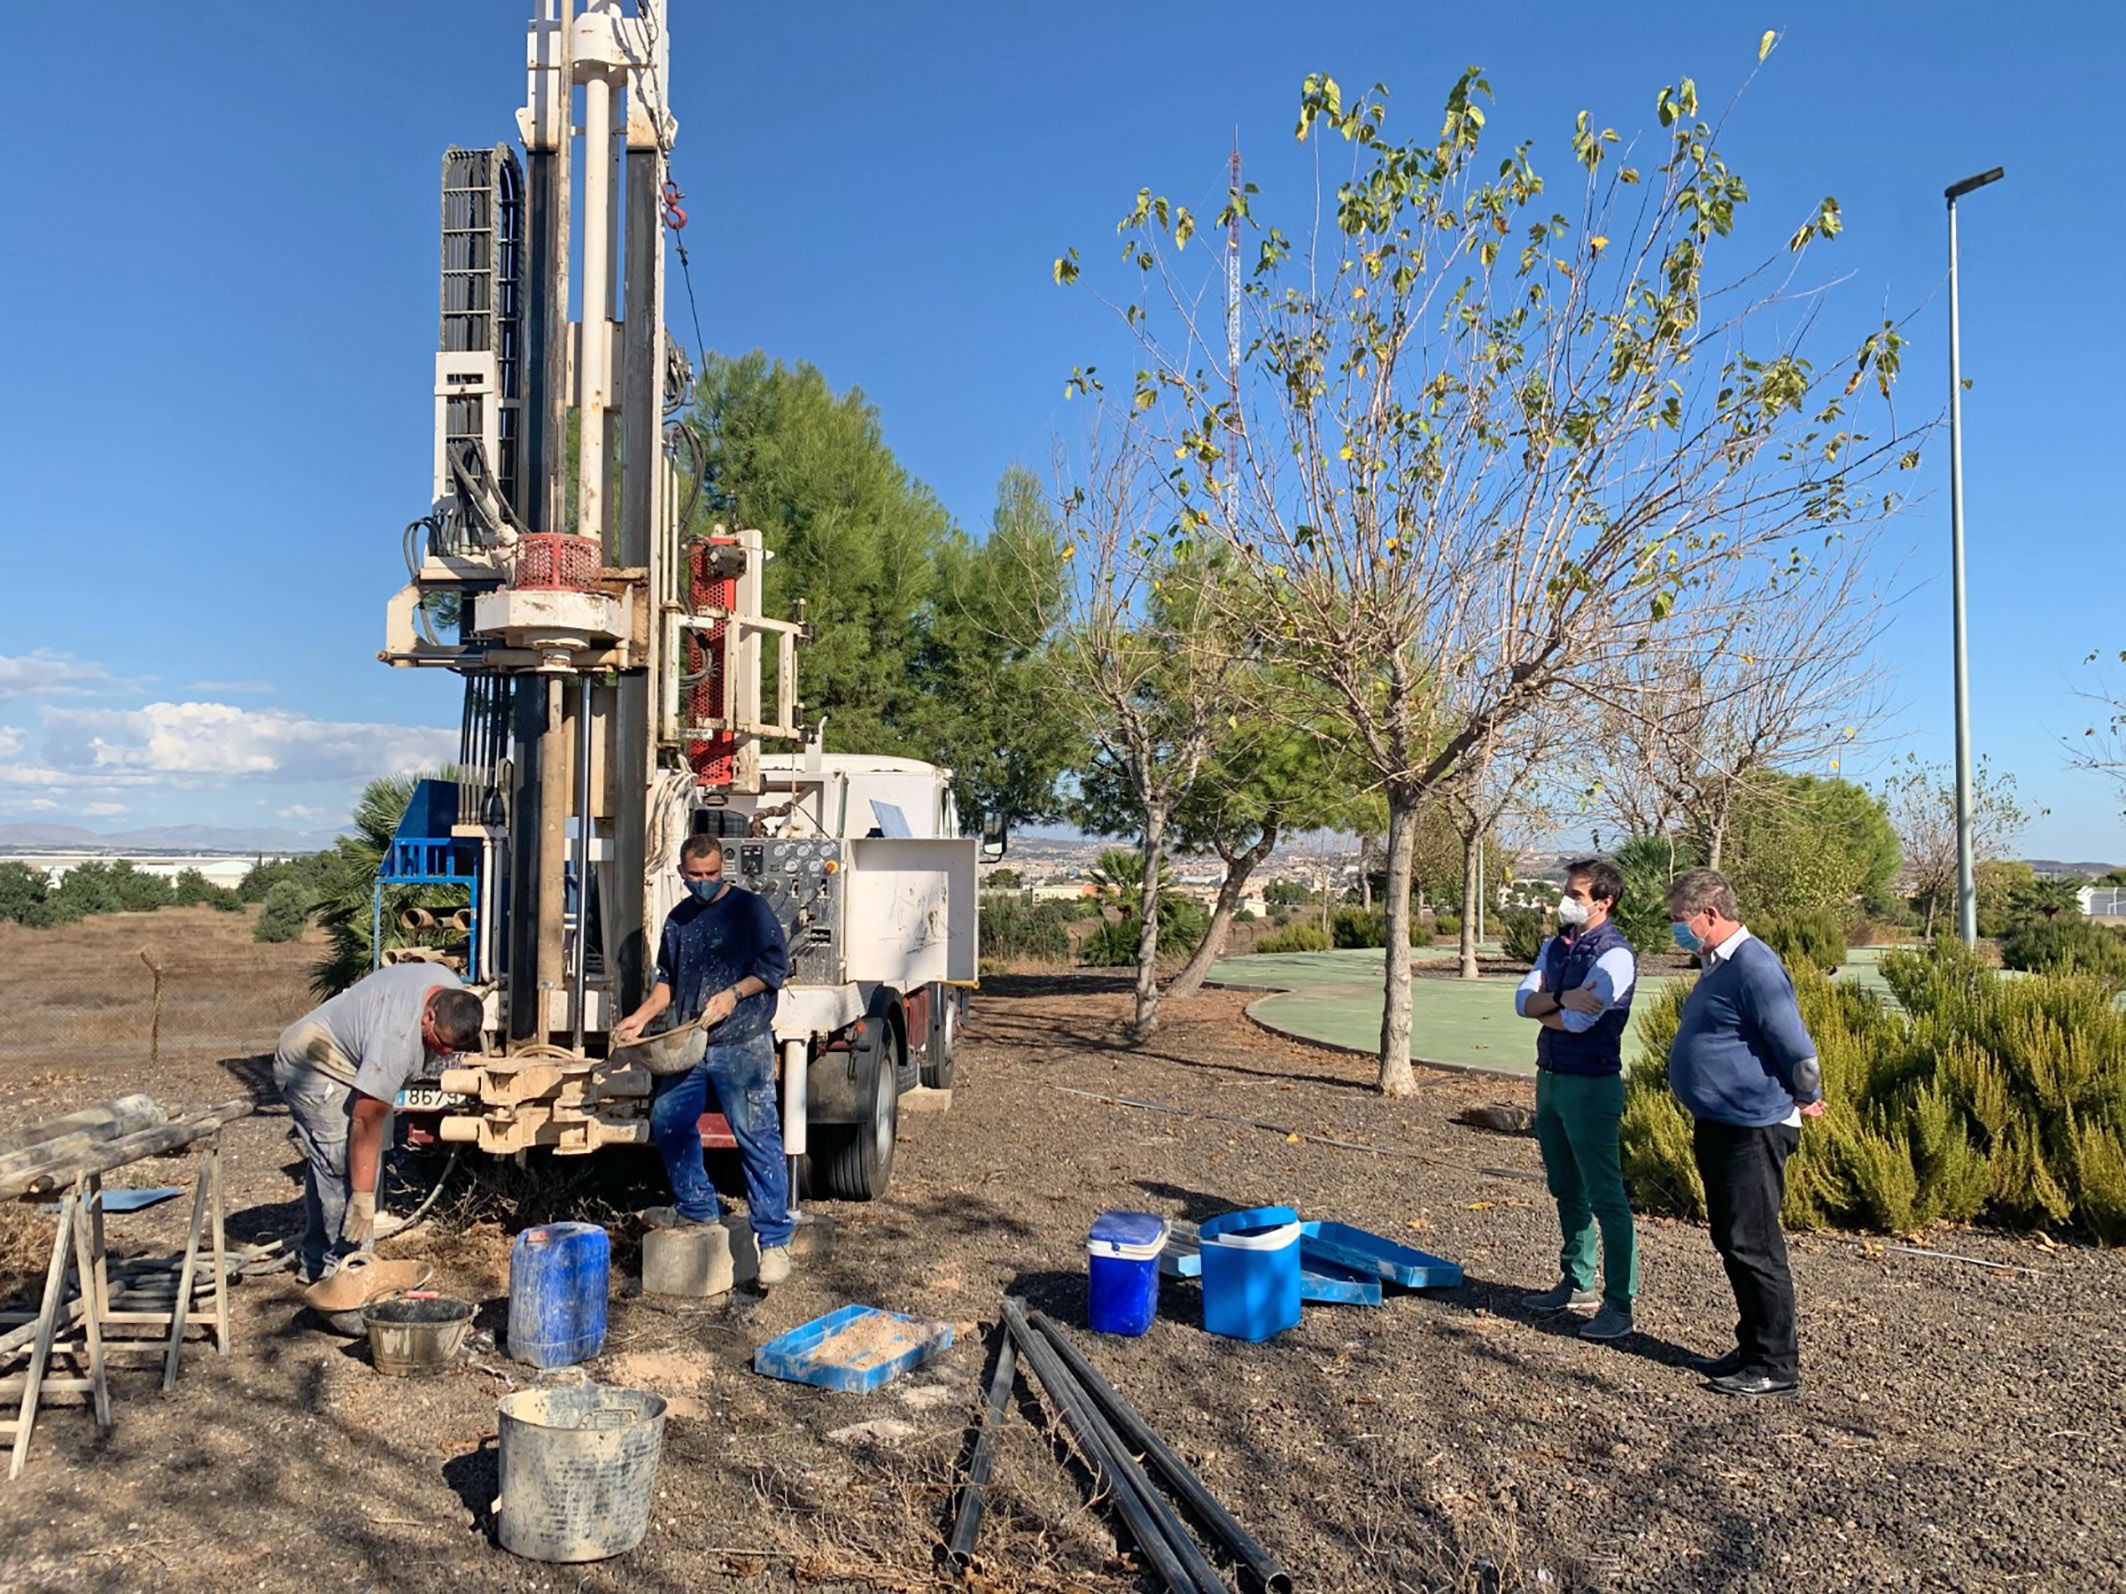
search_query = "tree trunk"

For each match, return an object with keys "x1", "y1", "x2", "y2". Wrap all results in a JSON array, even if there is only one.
[
  {"x1": 1358, "y1": 834, "x2": 1375, "y2": 911},
  {"x1": 1457, "y1": 822, "x2": 1482, "y2": 980},
  {"x1": 1166, "y1": 820, "x2": 1278, "y2": 1001},
  {"x1": 1130, "y1": 814, "x2": 1165, "y2": 1040},
  {"x1": 1378, "y1": 791, "x2": 1419, "y2": 1097}
]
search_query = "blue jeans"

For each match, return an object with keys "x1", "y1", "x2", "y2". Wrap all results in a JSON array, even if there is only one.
[{"x1": 648, "y1": 1031, "x2": 792, "y2": 1248}]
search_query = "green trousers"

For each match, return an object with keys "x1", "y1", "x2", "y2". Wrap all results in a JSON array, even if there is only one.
[{"x1": 1533, "y1": 1068, "x2": 1638, "y2": 1310}]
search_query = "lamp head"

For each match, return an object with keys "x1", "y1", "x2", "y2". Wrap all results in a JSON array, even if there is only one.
[{"x1": 1945, "y1": 167, "x2": 2005, "y2": 202}]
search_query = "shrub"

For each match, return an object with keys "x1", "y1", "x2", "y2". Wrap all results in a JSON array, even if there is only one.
[
  {"x1": 1998, "y1": 917, "x2": 2126, "y2": 986},
  {"x1": 1333, "y1": 906, "x2": 1425, "y2": 947},
  {"x1": 254, "y1": 881, "x2": 312, "y2": 943},
  {"x1": 978, "y1": 893, "x2": 1074, "y2": 964},
  {"x1": 172, "y1": 868, "x2": 244, "y2": 912},
  {"x1": 1755, "y1": 908, "x2": 1847, "y2": 975},
  {"x1": 1501, "y1": 907, "x2": 1547, "y2": 965},
  {"x1": 1623, "y1": 938, "x2": 2126, "y2": 1243},
  {"x1": 1256, "y1": 923, "x2": 1332, "y2": 954},
  {"x1": 1432, "y1": 912, "x2": 1461, "y2": 940},
  {"x1": 1080, "y1": 898, "x2": 1210, "y2": 967},
  {"x1": 1611, "y1": 835, "x2": 1700, "y2": 956}
]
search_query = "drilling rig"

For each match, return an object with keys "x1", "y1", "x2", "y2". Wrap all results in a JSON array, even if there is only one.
[{"x1": 375, "y1": 0, "x2": 990, "y2": 1201}]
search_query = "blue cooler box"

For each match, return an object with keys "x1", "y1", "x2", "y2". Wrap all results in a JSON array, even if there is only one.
[
  {"x1": 1086, "y1": 1210, "x2": 1170, "y2": 1335},
  {"x1": 1198, "y1": 1206, "x2": 1303, "y2": 1342}
]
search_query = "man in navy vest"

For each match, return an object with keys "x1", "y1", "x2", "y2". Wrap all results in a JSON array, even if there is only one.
[{"x1": 1513, "y1": 857, "x2": 1639, "y2": 1341}]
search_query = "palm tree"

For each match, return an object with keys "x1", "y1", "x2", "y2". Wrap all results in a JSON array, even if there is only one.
[{"x1": 310, "y1": 771, "x2": 463, "y2": 995}]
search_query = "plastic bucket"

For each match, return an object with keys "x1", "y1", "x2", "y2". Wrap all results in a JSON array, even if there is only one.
[
  {"x1": 508, "y1": 1222, "x2": 610, "y2": 1368},
  {"x1": 1198, "y1": 1206, "x2": 1303, "y2": 1342},
  {"x1": 1086, "y1": 1210, "x2": 1169, "y2": 1336},
  {"x1": 495, "y1": 1383, "x2": 667, "y2": 1562},
  {"x1": 363, "y1": 1293, "x2": 473, "y2": 1376}
]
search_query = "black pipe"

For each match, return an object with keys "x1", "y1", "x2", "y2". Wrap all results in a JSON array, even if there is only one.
[
  {"x1": 944, "y1": 1325, "x2": 1019, "y2": 1568},
  {"x1": 1002, "y1": 1298, "x2": 1221, "y2": 1594},
  {"x1": 1031, "y1": 1311, "x2": 1292, "y2": 1594}
]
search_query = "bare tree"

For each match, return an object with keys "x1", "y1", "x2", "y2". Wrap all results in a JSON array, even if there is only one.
[
  {"x1": 1056, "y1": 421, "x2": 1246, "y2": 1039},
  {"x1": 1062, "y1": 62, "x2": 1926, "y2": 1092},
  {"x1": 2071, "y1": 650, "x2": 2126, "y2": 815},
  {"x1": 1588, "y1": 540, "x2": 1893, "y2": 864},
  {"x1": 1883, "y1": 754, "x2": 2029, "y2": 937},
  {"x1": 1442, "y1": 706, "x2": 1571, "y2": 977}
]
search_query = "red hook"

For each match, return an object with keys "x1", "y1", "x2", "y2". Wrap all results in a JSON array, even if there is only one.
[{"x1": 661, "y1": 179, "x2": 688, "y2": 230}]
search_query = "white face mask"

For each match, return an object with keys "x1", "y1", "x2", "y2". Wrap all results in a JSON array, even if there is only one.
[{"x1": 1556, "y1": 895, "x2": 1592, "y2": 928}]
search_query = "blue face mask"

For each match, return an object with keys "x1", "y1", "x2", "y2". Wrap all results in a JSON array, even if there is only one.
[
  {"x1": 685, "y1": 877, "x2": 724, "y2": 903},
  {"x1": 1671, "y1": 919, "x2": 1702, "y2": 952}
]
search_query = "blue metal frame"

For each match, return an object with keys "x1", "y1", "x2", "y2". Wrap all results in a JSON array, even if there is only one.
[{"x1": 371, "y1": 780, "x2": 485, "y2": 978}]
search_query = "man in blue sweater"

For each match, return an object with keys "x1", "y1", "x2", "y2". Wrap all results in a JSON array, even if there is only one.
[
  {"x1": 1664, "y1": 867, "x2": 1824, "y2": 1397},
  {"x1": 614, "y1": 834, "x2": 795, "y2": 1285},
  {"x1": 1514, "y1": 858, "x2": 1639, "y2": 1341}
]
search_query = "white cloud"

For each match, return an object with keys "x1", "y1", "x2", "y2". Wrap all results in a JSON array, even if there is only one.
[
  {"x1": 0, "y1": 701, "x2": 457, "y2": 793},
  {"x1": 278, "y1": 804, "x2": 328, "y2": 823},
  {"x1": 81, "y1": 801, "x2": 128, "y2": 817},
  {"x1": 0, "y1": 726, "x2": 23, "y2": 758},
  {"x1": 0, "y1": 650, "x2": 112, "y2": 702}
]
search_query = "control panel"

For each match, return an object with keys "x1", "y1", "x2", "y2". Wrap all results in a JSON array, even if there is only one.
[{"x1": 721, "y1": 837, "x2": 844, "y2": 984}]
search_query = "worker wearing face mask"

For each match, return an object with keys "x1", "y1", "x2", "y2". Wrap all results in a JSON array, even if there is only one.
[
  {"x1": 614, "y1": 833, "x2": 795, "y2": 1285},
  {"x1": 1512, "y1": 858, "x2": 1639, "y2": 1342}
]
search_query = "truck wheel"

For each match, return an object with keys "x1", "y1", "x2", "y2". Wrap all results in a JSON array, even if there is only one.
[
  {"x1": 814, "y1": 1023, "x2": 899, "y2": 1200},
  {"x1": 919, "y1": 991, "x2": 957, "y2": 1090}
]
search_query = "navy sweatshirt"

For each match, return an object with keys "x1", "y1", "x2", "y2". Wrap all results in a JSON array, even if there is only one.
[
  {"x1": 1666, "y1": 932, "x2": 1822, "y2": 1127},
  {"x1": 652, "y1": 885, "x2": 790, "y2": 1045}
]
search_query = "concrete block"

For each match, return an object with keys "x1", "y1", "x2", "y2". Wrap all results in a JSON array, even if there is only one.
[
  {"x1": 642, "y1": 1223, "x2": 734, "y2": 1299},
  {"x1": 899, "y1": 1086, "x2": 953, "y2": 1114}
]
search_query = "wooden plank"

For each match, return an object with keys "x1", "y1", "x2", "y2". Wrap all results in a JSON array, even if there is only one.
[
  {"x1": 0, "y1": 1101, "x2": 250, "y2": 1200},
  {"x1": 162, "y1": 1172, "x2": 212, "y2": 1391},
  {"x1": 9, "y1": 1188, "x2": 78, "y2": 1479},
  {"x1": 68, "y1": 1188, "x2": 110, "y2": 1427}
]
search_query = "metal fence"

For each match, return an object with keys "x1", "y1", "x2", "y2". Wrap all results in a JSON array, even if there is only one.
[{"x1": 2084, "y1": 886, "x2": 2126, "y2": 919}]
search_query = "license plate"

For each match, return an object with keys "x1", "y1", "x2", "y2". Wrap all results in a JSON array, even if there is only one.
[{"x1": 394, "y1": 1087, "x2": 464, "y2": 1113}]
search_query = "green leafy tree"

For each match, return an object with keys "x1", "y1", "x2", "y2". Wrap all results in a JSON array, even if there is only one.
[
  {"x1": 1717, "y1": 774, "x2": 1898, "y2": 917},
  {"x1": 985, "y1": 868, "x2": 1024, "y2": 892},
  {"x1": 2007, "y1": 874, "x2": 2084, "y2": 926},
  {"x1": 679, "y1": 352, "x2": 950, "y2": 757},
  {"x1": 0, "y1": 861, "x2": 49, "y2": 924},
  {"x1": 904, "y1": 466, "x2": 1082, "y2": 832},
  {"x1": 1063, "y1": 60, "x2": 1920, "y2": 1092},
  {"x1": 254, "y1": 880, "x2": 312, "y2": 943},
  {"x1": 1974, "y1": 859, "x2": 2036, "y2": 938}
]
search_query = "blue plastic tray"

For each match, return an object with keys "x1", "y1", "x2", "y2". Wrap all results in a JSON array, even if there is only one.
[
  {"x1": 753, "y1": 1304, "x2": 953, "y2": 1393},
  {"x1": 1300, "y1": 1221, "x2": 1462, "y2": 1289},
  {"x1": 1297, "y1": 1254, "x2": 1384, "y2": 1306}
]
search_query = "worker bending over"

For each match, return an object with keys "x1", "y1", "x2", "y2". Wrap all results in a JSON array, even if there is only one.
[
  {"x1": 615, "y1": 834, "x2": 796, "y2": 1285},
  {"x1": 273, "y1": 963, "x2": 484, "y2": 1283}
]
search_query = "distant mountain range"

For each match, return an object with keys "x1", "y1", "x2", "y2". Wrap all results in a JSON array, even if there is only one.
[{"x1": 0, "y1": 821, "x2": 342, "y2": 854}]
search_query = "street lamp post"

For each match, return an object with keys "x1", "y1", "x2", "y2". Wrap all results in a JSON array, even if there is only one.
[{"x1": 1946, "y1": 165, "x2": 2004, "y2": 947}]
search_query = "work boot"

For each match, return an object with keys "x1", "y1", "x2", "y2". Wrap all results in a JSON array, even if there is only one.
[
  {"x1": 639, "y1": 1206, "x2": 715, "y2": 1230},
  {"x1": 1521, "y1": 1279, "x2": 1599, "y2": 1313},
  {"x1": 756, "y1": 1245, "x2": 792, "y2": 1287},
  {"x1": 1580, "y1": 1303, "x2": 1634, "y2": 1341}
]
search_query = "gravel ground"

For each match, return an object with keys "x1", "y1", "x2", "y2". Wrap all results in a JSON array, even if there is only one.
[{"x1": 2, "y1": 919, "x2": 2122, "y2": 1592}]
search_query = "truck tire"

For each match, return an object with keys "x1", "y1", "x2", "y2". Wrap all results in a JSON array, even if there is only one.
[
  {"x1": 813, "y1": 1020, "x2": 899, "y2": 1200},
  {"x1": 919, "y1": 989, "x2": 957, "y2": 1090}
]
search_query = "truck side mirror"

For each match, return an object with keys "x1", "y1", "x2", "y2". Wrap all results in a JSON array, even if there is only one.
[{"x1": 980, "y1": 812, "x2": 1008, "y2": 862}]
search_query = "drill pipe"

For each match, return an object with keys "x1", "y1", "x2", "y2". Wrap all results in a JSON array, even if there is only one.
[
  {"x1": 1001, "y1": 1297, "x2": 1222, "y2": 1594},
  {"x1": 1032, "y1": 1310, "x2": 1291, "y2": 1594}
]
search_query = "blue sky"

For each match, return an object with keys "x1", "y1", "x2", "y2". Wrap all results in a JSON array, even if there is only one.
[{"x1": 3, "y1": 3, "x2": 2121, "y2": 858}]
